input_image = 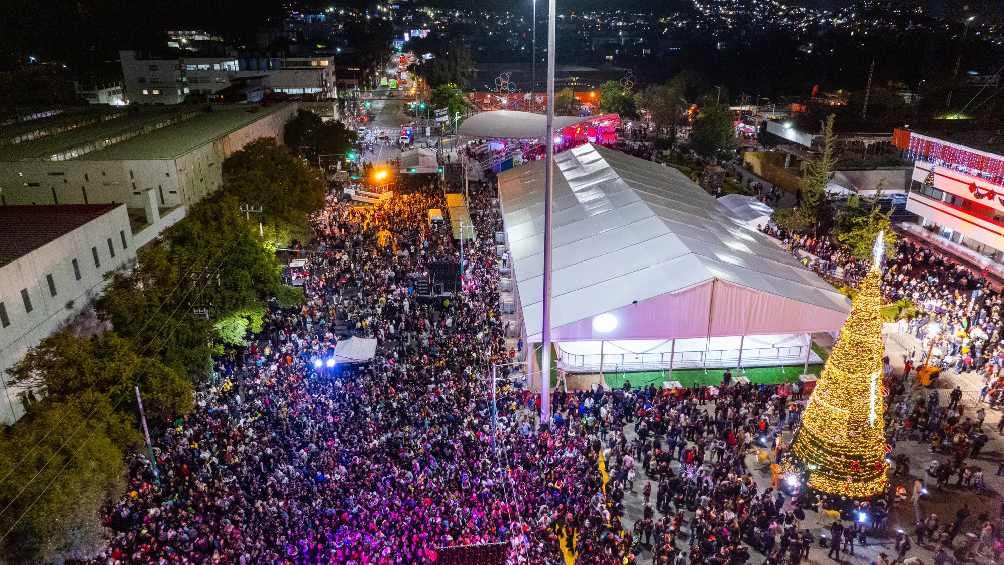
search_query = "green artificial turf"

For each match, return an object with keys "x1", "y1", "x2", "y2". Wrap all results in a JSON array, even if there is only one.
[{"x1": 601, "y1": 364, "x2": 823, "y2": 390}]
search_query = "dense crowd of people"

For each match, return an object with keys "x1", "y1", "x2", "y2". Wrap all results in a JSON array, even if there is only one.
[
  {"x1": 760, "y1": 225, "x2": 1004, "y2": 389},
  {"x1": 92, "y1": 151, "x2": 1004, "y2": 564},
  {"x1": 98, "y1": 177, "x2": 627, "y2": 563}
]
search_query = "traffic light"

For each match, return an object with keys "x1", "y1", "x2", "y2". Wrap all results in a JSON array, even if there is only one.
[
  {"x1": 418, "y1": 102, "x2": 426, "y2": 110},
  {"x1": 364, "y1": 101, "x2": 372, "y2": 109},
  {"x1": 346, "y1": 150, "x2": 358, "y2": 162},
  {"x1": 407, "y1": 167, "x2": 417, "y2": 174}
]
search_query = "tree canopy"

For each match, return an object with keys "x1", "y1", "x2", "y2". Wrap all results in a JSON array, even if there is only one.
[
  {"x1": 554, "y1": 88, "x2": 580, "y2": 116},
  {"x1": 430, "y1": 83, "x2": 468, "y2": 124},
  {"x1": 598, "y1": 81, "x2": 637, "y2": 118},
  {"x1": 283, "y1": 110, "x2": 357, "y2": 161},
  {"x1": 689, "y1": 103, "x2": 736, "y2": 158},
  {"x1": 797, "y1": 114, "x2": 838, "y2": 234}
]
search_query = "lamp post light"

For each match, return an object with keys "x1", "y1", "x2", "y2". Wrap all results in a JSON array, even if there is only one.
[
  {"x1": 947, "y1": 15, "x2": 977, "y2": 110},
  {"x1": 592, "y1": 313, "x2": 618, "y2": 382},
  {"x1": 531, "y1": 0, "x2": 537, "y2": 100},
  {"x1": 540, "y1": 0, "x2": 557, "y2": 425}
]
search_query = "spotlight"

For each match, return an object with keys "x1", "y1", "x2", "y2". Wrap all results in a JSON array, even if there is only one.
[
  {"x1": 784, "y1": 474, "x2": 800, "y2": 488},
  {"x1": 313, "y1": 358, "x2": 322, "y2": 369},
  {"x1": 920, "y1": 487, "x2": 928, "y2": 495},
  {"x1": 326, "y1": 358, "x2": 336, "y2": 368},
  {"x1": 857, "y1": 511, "x2": 869, "y2": 524},
  {"x1": 591, "y1": 313, "x2": 618, "y2": 333}
]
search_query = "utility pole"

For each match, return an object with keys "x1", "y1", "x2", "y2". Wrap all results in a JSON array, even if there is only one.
[
  {"x1": 862, "y1": 58, "x2": 875, "y2": 120},
  {"x1": 540, "y1": 0, "x2": 557, "y2": 425},
  {"x1": 240, "y1": 203, "x2": 264, "y2": 237},
  {"x1": 135, "y1": 386, "x2": 160, "y2": 484}
]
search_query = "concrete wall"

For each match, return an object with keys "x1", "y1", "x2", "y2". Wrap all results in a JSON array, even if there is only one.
[{"x1": 0, "y1": 205, "x2": 135, "y2": 423}]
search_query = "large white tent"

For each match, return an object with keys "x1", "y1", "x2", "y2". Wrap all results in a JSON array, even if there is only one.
[
  {"x1": 458, "y1": 110, "x2": 592, "y2": 139},
  {"x1": 498, "y1": 144, "x2": 849, "y2": 370},
  {"x1": 716, "y1": 194, "x2": 774, "y2": 230}
]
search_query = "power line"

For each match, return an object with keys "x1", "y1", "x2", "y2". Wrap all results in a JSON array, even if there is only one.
[
  {"x1": 0, "y1": 248, "x2": 230, "y2": 488},
  {"x1": 0, "y1": 256, "x2": 229, "y2": 545},
  {"x1": 0, "y1": 250, "x2": 232, "y2": 530}
]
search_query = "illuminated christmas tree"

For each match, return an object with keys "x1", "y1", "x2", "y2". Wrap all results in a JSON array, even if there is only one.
[{"x1": 791, "y1": 233, "x2": 889, "y2": 498}]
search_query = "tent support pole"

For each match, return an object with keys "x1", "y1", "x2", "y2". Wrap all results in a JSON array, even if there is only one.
[
  {"x1": 703, "y1": 280, "x2": 717, "y2": 372},
  {"x1": 803, "y1": 333, "x2": 812, "y2": 374},
  {"x1": 737, "y1": 335, "x2": 745, "y2": 372},
  {"x1": 668, "y1": 339, "x2": 675, "y2": 381},
  {"x1": 599, "y1": 340, "x2": 605, "y2": 385}
]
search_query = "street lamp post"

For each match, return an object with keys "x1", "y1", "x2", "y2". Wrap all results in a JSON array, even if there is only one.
[
  {"x1": 531, "y1": 0, "x2": 537, "y2": 101},
  {"x1": 540, "y1": 0, "x2": 557, "y2": 425},
  {"x1": 947, "y1": 16, "x2": 976, "y2": 110}
]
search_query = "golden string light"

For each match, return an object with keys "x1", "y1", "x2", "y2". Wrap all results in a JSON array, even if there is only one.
[{"x1": 791, "y1": 253, "x2": 889, "y2": 499}]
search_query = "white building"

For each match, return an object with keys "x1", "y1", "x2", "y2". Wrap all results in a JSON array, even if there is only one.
[
  {"x1": 0, "y1": 103, "x2": 297, "y2": 247},
  {"x1": 0, "y1": 204, "x2": 135, "y2": 423},
  {"x1": 903, "y1": 131, "x2": 1004, "y2": 278},
  {"x1": 267, "y1": 57, "x2": 337, "y2": 99},
  {"x1": 120, "y1": 50, "x2": 239, "y2": 104},
  {"x1": 75, "y1": 82, "x2": 128, "y2": 106}
]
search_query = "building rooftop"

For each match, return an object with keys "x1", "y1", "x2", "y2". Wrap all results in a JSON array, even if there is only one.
[
  {"x1": 77, "y1": 104, "x2": 290, "y2": 161},
  {"x1": 0, "y1": 204, "x2": 119, "y2": 266},
  {"x1": 910, "y1": 128, "x2": 1004, "y2": 157},
  {"x1": 0, "y1": 104, "x2": 291, "y2": 162}
]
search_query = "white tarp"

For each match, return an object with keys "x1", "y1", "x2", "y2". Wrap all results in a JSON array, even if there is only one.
[
  {"x1": 334, "y1": 337, "x2": 378, "y2": 363},
  {"x1": 497, "y1": 144, "x2": 850, "y2": 343},
  {"x1": 399, "y1": 148, "x2": 439, "y2": 174},
  {"x1": 716, "y1": 194, "x2": 774, "y2": 230},
  {"x1": 458, "y1": 110, "x2": 592, "y2": 139}
]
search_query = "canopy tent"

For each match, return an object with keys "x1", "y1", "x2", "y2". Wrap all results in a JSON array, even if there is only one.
[
  {"x1": 458, "y1": 110, "x2": 593, "y2": 139},
  {"x1": 333, "y1": 337, "x2": 378, "y2": 363},
  {"x1": 716, "y1": 194, "x2": 774, "y2": 230},
  {"x1": 498, "y1": 144, "x2": 850, "y2": 344},
  {"x1": 399, "y1": 148, "x2": 439, "y2": 174}
]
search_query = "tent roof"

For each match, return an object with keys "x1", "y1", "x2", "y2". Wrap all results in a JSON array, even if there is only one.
[
  {"x1": 716, "y1": 194, "x2": 774, "y2": 225},
  {"x1": 458, "y1": 110, "x2": 592, "y2": 139},
  {"x1": 498, "y1": 144, "x2": 850, "y2": 342}
]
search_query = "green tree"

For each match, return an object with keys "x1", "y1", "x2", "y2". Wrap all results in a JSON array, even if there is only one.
[
  {"x1": 834, "y1": 192, "x2": 899, "y2": 261},
  {"x1": 638, "y1": 83, "x2": 687, "y2": 145},
  {"x1": 6, "y1": 331, "x2": 193, "y2": 424},
  {"x1": 0, "y1": 393, "x2": 138, "y2": 562},
  {"x1": 223, "y1": 137, "x2": 327, "y2": 242},
  {"x1": 213, "y1": 304, "x2": 266, "y2": 346},
  {"x1": 284, "y1": 109, "x2": 357, "y2": 161},
  {"x1": 554, "y1": 88, "x2": 580, "y2": 116},
  {"x1": 798, "y1": 114, "x2": 838, "y2": 234},
  {"x1": 598, "y1": 81, "x2": 637, "y2": 118},
  {"x1": 430, "y1": 83, "x2": 468, "y2": 124},
  {"x1": 770, "y1": 206, "x2": 814, "y2": 234},
  {"x1": 689, "y1": 104, "x2": 736, "y2": 158}
]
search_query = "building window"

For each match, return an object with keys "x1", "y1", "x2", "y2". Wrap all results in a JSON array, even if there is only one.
[
  {"x1": 120, "y1": 230, "x2": 128, "y2": 249},
  {"x1": 92, "y1": 246, "x2": 100, "y2": 268},
  {"x1": 21, "y1": 289, "x2": 32, "y2": 313},
  {"x1": 46, "y1": 274, "x2": 57, "y2": 297},
  {"x1": 142, "y1": 89, "x2": 149, "y2": 95},
  {"x1": 151, "y1": 89, "x2": 160, "y2": 95},
  {"x1": 0, "y1": 302, "x2": 8, "y2": 328},
  {"x1": 107, "y1": 237, "x2": 115, "y2": 258},
  {"x1": 72, "y1": 258, "x2": 81, "y2": 280}
]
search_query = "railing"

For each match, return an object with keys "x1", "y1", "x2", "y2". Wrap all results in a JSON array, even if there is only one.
[{"x1": 557, "y1": 344, "x2": 809, "y2": 373}]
